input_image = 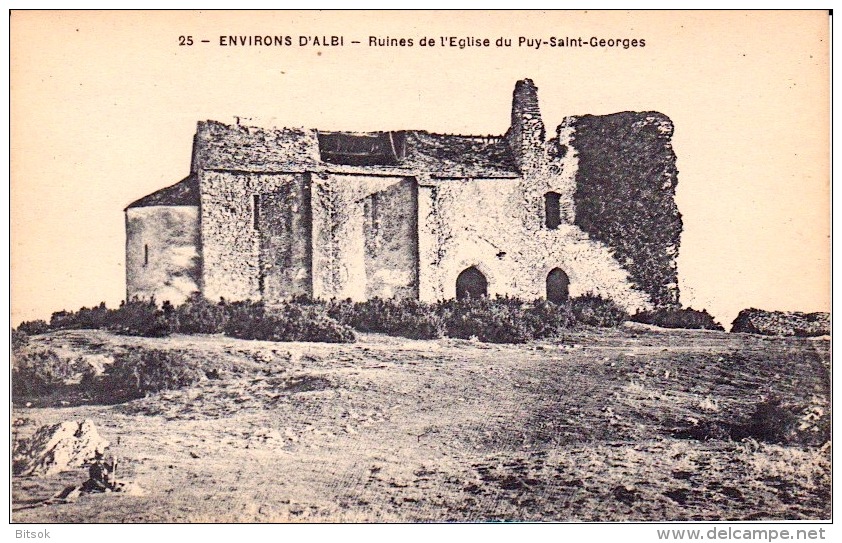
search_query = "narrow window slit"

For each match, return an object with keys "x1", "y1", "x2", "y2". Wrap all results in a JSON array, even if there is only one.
[{"x1": 253, "y1": 194, "x2": 260, "y2": 230}]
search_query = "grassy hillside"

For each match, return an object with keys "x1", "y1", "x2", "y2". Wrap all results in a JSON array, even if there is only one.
[{"x1": 12, "y1": 328, "x2": 830, "y2": 521}]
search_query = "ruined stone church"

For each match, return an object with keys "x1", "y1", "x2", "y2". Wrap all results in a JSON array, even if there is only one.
[{"x1": 125, "y1": 79, "x2": 682, "y2": 312}]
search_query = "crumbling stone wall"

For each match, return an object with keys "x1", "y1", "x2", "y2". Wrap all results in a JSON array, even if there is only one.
[
  {"x1": 506, "y1": 79, "x2": 546, "y2": 175},
  {"x1": 410, "y1": 77, "x2": 652, "y2": 310},
  {"x1": 200, "y1": 171, "x2": 311, "y2": 302},
  {"x1": 417, "y1": 177, "x2": 651, "y2": 312},
  {"x1": 257, "y1": 178, "x2": 313, "y2": 301},
  {"x1": 363, "y1": 179, "x2": 419, "y2": 299},
  {"x1": 193, "y1": 121, "x2": 320, "y2": 172},
  {"x1": 311, "y1": 174, "x2": 417, "y2": 300},
  {"x1": 507, "y1": 79, "x2": 577, "y2": 225},
  {"x1": 731, "y1": 309, "x2": 830, "y2": 337},
  {"x1": 125, "y1": 206, "x2": 200, "y2": 305},
  {"x1": 567, "y1": 112, "x2": 682, "y2": 307}
]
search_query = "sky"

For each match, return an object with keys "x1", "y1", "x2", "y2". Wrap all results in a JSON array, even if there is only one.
[{"x1": 10, "y1": 10, "x2": 830, "y2": 328}]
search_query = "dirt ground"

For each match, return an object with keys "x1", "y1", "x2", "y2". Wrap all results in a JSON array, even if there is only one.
[{"x1": 11, "y1": 326, "x2": 831, "y2": 522}]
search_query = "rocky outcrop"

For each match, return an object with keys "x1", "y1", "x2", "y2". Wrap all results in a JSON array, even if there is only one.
[
  {"x1": 731, "y1": 309, "x2": 830, "y2": 337},
  {"x1": 13, "y1": 420, "x2": 109, "y2": 477}
]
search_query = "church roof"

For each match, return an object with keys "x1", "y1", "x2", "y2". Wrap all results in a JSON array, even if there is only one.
[
  {"x1": 125, "y1": 173, "x2": 199, "y2": 210},
  {"x1": 192, "y1": 120, "x2": 519, "y2": 177},
  {"x1": 402, "y1": 132, "x2": 517, "y2": 177},
  {"x1": 127, "y1": 121, "x2": 521, "y2": 210}
]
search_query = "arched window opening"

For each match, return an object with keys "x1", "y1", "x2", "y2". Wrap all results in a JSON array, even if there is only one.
[
  {"x1": 456, "y1": 267, "x2": 488, "y2": 300},
  {"x1": 544, "y1": 191, "x2": 561, "y2": 230},
  {"x1": 546, "y1": 267, "x2": 570, "y2": 303}
]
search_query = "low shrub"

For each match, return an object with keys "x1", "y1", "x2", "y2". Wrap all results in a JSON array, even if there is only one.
[
  {"x1": 108, "y1": 298, "x2": 170, "y2": 337},
  {"x1": 33, "y1": 292, "x2": 631, "y2": 344},
  {"x1": 49, "y1": 302, "x2": 111, "y2": 330},
  {"x1": 100, "y1": 349, "x2": 205, "y2": 401},
  {"x1": 441, "y1": 297, "x2": 534, "y2": 344},
  {"x1": 16, "y1": 319, "x2": 50, "y2": 336},
  {"x1": 672, "y1": 397, "x2": 800, "y2": 445},
  {"x1": 326, "y1": 295, "x2": 626, "y2": 343},
  {"x1": 570, "y1": 293, "x2": 629, "y2": 327},
  {"x1": 521, "y1": 300, "x2": 577, "y2": 339},
  {"x1": 12, "y1": 349, "x2": 75, "y2": 396},
  {"x1": 327, "y1": 298, "x2": 445, "y2": 340},
  {"x1": 740, "y1": 396, "x2": 798, "y2": 444},
  {"x1": 632, "y1": 307, "x2": 724, "y2": 330},
  {"x1": 171, "y1": 292, "x2": 228, "y2": 334},
  {"x1": 11, "y1": 329, "x2": 29, "y2": 351},
  {"x1": 46, "y1": 299, "x2": 169, "y2": 337},
  {"x1": 224, "y1": 300, "x2": 355, "y2": 343}
]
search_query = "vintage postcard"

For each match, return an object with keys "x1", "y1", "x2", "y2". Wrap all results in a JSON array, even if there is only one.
[{"x1": 10, "y1": 10, "x2": 831, "y2": 528}]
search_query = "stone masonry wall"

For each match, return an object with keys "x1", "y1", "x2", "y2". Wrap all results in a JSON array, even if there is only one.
[
  {"x1": 125, "y1": 206, "x2": 200, "y2": 304},
  {"x1": 506, "y1": 79, "x2": 546, "y2": 175},
  {"x1": 311, "y1": 174, "x2": 418, "y2": 301},
  {"x1": 193, "y1": 121, "x2": 320, "y2": 172},
  {"x1": 417, "y1": 177, "x2": 651, "y2": 312},
  {"x1": 507, "y1": 79, "x2": 576, "y2": 225},
  {"x1": 363, "y1": 179, "x2": 419, "y2": 300},
  {"x1": 257, "y1": 177, "x2": 313, "y2": 301},
  {"x1": 200, "y1": 171, "x2": 311, "y2": 303}
]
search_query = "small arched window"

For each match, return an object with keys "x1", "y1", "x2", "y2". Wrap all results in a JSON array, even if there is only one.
[{"x1": 544, "y1": 192, "x2": 561, "y2": 229}]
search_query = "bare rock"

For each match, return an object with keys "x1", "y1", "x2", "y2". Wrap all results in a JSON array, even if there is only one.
[
  {"x1": 731, "y1": 309, "x2": 830, "y2": 337},
  {"x1": 79, "y1": 354, "x2": 111, "y2": 376},
  {"x1": 13, "y1": 419, "x2": 109, "y2": 476}
]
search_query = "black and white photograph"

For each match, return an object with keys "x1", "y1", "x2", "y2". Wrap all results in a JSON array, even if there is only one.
[{"x1": 9, "y1": 10, "x2": 831, "y2": 526}]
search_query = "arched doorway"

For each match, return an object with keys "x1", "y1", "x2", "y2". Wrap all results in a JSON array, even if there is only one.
[
  {"x1": 456, "y1": 267, "x2": 488, "y2": 300},
  {"x1": 546, "y1": 268, "x2": 570, "y2": 303}
]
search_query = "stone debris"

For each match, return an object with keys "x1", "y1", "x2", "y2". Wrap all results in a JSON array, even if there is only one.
[
  {"x1": 13, "y1": 419, "x2": 109, "y2": 477},
  {"x1": 731, "y1": 309, "x2": 830, "y2": 337},
  {"x1": 49, "y1": 455, "x2": 146, "y2": 505}
]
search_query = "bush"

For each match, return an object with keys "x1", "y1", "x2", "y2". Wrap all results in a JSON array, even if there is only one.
[
  {"x1": 632, "y1": 307, "x2": 724, "y2": 330},
  {"x1": 11, "y1": 329, "x2": 29, "y2": 351},
  {"x1": 223, "y1": 300, "x2": 355, "y2": 343},
  {"x1": 33, "y1": 292, "x2": 631, "y2": 344},
  {"x1": 171, "y1": 292, "x2": 228, "y2": 334},
  {"x1": 327, "y1": 298, "x2": 445, "y2": 340},
  {"x1": 325, "y1": 295, "x2": 627, "y2": 343},
  {"x1": 16, "y1": 319, "x2": 49, "y2": 335},
  {"x1": 674, "y1": 397, "x2": 801, "y2": 444},
  {"x1": 45, "y1": 299, "x2": 169, "y2": 337},
  {"x1": 441, "y1": 296, "x2": 534, "y2": 344},
  {"x1": 101, "y1": 349, "x2": 205, "y2": 401},
  {"x1": 108, "y1": 298, "x2": 170, "y2": 337},
  {"x1": 741, "y1": 397, "x2": 798, "y2": 444},
  {"x1": 570, "y1": 293, "x2": 629, "y2": 327},
  {"x1": 12, "y1": 349, "x2": 75, "y2": 396},
  {"x1": 50, "y1": 302, "x2": 111, "y2": 330},
  {"x1": 522, "y1": 300, "x2": 577, "y2": 339}
]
